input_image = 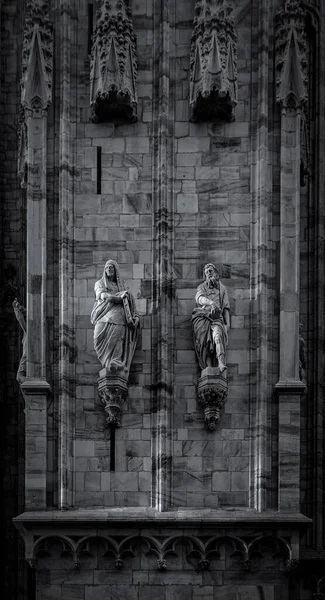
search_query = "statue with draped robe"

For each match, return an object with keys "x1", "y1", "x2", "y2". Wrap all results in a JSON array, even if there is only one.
[
  {"x1": 12, "y1": 298, "x2": 27, "y2": 382},
  {"x1": 90, "y1": 260, "x2": 139, "y2": 375},
  {"x1": 192, "y1": 264, "x2": 230, "y2": 373}
]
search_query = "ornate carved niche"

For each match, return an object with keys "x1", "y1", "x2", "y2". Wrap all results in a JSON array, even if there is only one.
[
  {"x1": 275, "y1": 6, "x2": 308, "y2": 125},
  {"x1": 189, "y1": 0, "x2": 237, "y2": 122},
  {"x1": 21, "y1": 0, "x2": 53, "y2": 112},
  {"x1": 90, "y1": 0, "x2": 138, "y2": 123},
  {"x1": 18, "y1": 0, "x2": 53, "y2": 186}
]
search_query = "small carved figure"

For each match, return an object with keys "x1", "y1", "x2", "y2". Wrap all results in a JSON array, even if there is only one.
[
  {"x1": 299, "y1": 322, "x2": 306, "y2": 382},
  {"x1": 90, "y1": 260, "x2": 139, "y2": 373},
  {"x1": 12, "y1": 298, "x2": 27, "y2": 382},
  {"x1": 192, "y1": 264, "x2": 230, "y2": 373}
]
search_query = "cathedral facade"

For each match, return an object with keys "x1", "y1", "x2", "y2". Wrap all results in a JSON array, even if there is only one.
[{"x1": 0, "y1": 0, "x2": 324, "y2": 598}]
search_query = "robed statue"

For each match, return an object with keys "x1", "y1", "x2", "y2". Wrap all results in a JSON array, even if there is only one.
[
  {"x1": 90, "y1": 260, "x2": 139, "y2": 374},
  {"x1": 12, "y1": 298, "x2": 27, "y2": 382},
  {"x1": 192, "y1": 264, "x2": 230, "y2": 373}
]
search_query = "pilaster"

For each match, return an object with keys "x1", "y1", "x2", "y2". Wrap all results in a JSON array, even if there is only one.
[
  {"x1": 151, "y1": 0, "x2": 174, "y2": 511},
  {"x1": 249, "y1": 0, "x2": 272, "y2": 512},
  {"x1": 21, "y1": 379, "x2": 51, "y2": 510},
  {"x1": 20, "y1": 0, "x2": 53, "y2": 380},
  {"x1": 275, "y1": 0, "x2": 308, "y2": 510},
  {"x1": 57, "y1": 0, "x2": 77, "y2": 510}
]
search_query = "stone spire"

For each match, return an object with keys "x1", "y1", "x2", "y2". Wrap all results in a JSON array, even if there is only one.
[
  {"x1": 18, "y1": 0, "x2": 53, "y2": 187},
  {"x1": 189, "y1": 0, "x2": 237, "y2": 122},
  {"x1": 90, "y1": 0, "x2": 138, "y2": 122}
]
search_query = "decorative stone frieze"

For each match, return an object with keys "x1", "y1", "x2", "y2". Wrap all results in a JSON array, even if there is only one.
[
  {"x1": 14, "y1": 526, "x2": 296, "y2": 572},
  {"x1": 189, "y1": 0, "x2": 237, "y2": 122},
  {"x1": 90, "y1": 0, "x2": 137, "y2": 122}
]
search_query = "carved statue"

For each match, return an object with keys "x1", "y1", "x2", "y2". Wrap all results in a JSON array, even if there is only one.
[
  {"x1": 90, "y1": 260, "x2": 139, "y2": 374},
  {"x1": 12, "y1": 298, "x2": 27, "y2": 383},
  {"x1": 192, "y1": 264, "x2": 230, "y2": 373},
  {"x1": 299, "y1": 322, "x2": 306, "y2": 383}
]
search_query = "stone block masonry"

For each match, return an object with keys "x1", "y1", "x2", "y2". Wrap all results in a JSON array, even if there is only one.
[
  {"x1": 3, "y1": 4, "x2": 324, "y2": 600},
  {"x1": 74, "y1": 0, "x2": 154, "y2": 509},
  {"x1": 172, "y1": 1, "x2": 252, "y2": 509}
]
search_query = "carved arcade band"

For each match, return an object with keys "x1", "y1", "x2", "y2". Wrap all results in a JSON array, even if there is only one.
[{"x1": 192, "y1": 264, "x2": 230, "y2": 373}]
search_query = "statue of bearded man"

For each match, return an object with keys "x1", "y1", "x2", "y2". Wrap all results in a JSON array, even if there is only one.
[{"x1": 192, "y1": 264, "x2": 230, "y2": 373}]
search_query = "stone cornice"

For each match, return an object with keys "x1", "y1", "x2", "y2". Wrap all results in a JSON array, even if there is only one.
[
  {"x1": 14, "y1": 508, "x2": 312, "y2": 527},
  {"x1": 14, "y1": 509, "x2": 311, "y2": 571}
]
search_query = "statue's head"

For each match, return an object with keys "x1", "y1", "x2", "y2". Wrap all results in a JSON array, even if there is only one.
[
  {"x1": 105, "y1": 260, "x2": 116, "y2": 280},
  {"x1": 203, "y1": 263, "x2": 219, "y2": 287}
]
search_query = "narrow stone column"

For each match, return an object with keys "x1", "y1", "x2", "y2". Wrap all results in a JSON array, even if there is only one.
[
  {"x1": 275, "y1": 101, "x2": 306, "y2": 509},
  {"x1": 19, "y1": 2, "x2": 53, "y2": 380},
  {"x1": 18, "y1": 1, "x2": 53, "y2": 511},
  {"x1": 25, "y1": 107, "x2": 48, "y2": 379},
  {"x1": 276, "y1": 387, "x2": 302, "y2": 511},
  {"x1": 275, "y1": 0, "x2": 307, "y2": 510},
  {"x1": 151, "y1": 0, "x2": 174, "y2": 511},
  {"x1": 249, "y1": 0, "x2": 271, "y2": 512},
  {"x1": 21, "y1": 380, "x2": 50, "y2": 510},
  {"x1": 58, "y1": 0, "x2": 77, "y2": 510}
]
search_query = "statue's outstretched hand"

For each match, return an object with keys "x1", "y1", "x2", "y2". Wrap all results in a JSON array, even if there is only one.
[
  {"x1": 210, "y1": 303, "x2": 220, "y2": 319},
  {"x1": 12, "y1": 298, "x2": 23, "y2": 313}
]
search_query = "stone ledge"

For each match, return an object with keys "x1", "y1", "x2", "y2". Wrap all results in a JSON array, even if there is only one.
[
  {"x1": 275, "y1": 379, "x2": 306, "y2": 395},
  {"x1": 20, "y1": 378, "x2": 51, "y2": 394},
  {"x1": 13, "y1": 508, "x2": 312, "y2": 528}
]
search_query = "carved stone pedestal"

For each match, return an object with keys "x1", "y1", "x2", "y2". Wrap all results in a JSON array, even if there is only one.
[
  {"x1": 197, "y1": 367, "x2": 228, "y2": 431},
  {"x1": 98, "y1": 369, "x2": 128, "y2": 427}
]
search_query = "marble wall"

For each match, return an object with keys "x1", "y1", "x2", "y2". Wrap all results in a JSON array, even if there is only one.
[
  {"x1": 2, "y1": 0, "x2": 325, "y2": 598},
  {"x1": 67, "y1": 0, "x2": 254, "y2": 511},
  {"x1": 73, "y1": 0, "x2": 154, "y2": 508},
  {"x1": 172, "y1": 0, "x2": 251, "y2": 509}
]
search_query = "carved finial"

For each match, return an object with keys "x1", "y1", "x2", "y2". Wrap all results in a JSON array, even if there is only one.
[
  {"x1": 189, "y1": 0, "x2": 237, "y2": 121},
  {"x1": 275, "y1": 0, "x2": 308, "y2": 109},
  {"x1": 90, "y1": 0, "x2": 138, "y2": 122},
  {"x1": 18, "y1": 0, "x2": 53, "y2": 186},
  {"x1": 21, "y1": 0, "x2": 53, "y2": 113}
]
